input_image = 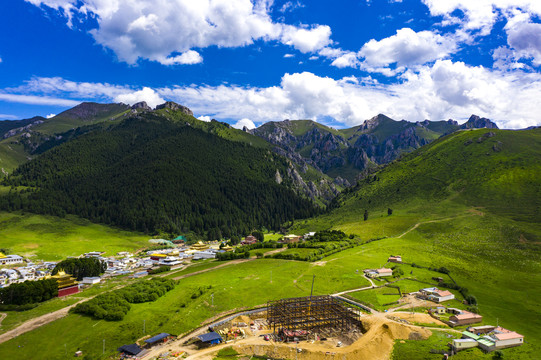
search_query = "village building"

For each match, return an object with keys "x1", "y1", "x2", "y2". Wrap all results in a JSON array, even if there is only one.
[
  {"x1": 83, "y1": 251, "x2": 104, "y2": 258},
  {"x1": 420, "y1": 287, "x2": 455, "y2": 302},
  {"x1": 158, "y1": 256, "x2": 183, "y2": 266},
  {"x1": 461, "y1": 326, "x2": 524, "y2": 352},
  {"x1": 0, "y1": 254, "x2": 24, "y2": 265},
  {"x1": 388, "y1": 255, "x2": 402, "y2": 263},
  {"x1": 190, "y1": 242, "x2": 210, "y2": 251},
  {"x1": 192, "y1": 250, "x2": 216, "y2": 260},
  {"x1": 467, "y1": 325, "x2": 496, "y2": 334},
  {"x1": 240, "y1": 235, "x2": 258, "y2": 245},
  {"x1": 52, "y1": 270, "x2": 79, "y2": 297},
  {"x1": 451, "y1": 338, "x2": 478, "y2": 352},
  {"x1": 282, "y1": 234, "x2": 301, "y2": 243},
  {"x1": 303, "y1": 232, "x2": 316, "y2": 240},
  {"x1": 81, "y1": 277, "x2": 101, "y2": 285},
  {"x1": 364, "y1": 268, "x2": 393, "y2": 278},
  {"x1": 449, "y1": 311, "x2": 483, "y2": 326},
  {"x1": 435, "y1": 306, "x2": 446, "y2": 315},
  {"x1": 172, "y1": 235, "x2": 186, "y2": 244}
]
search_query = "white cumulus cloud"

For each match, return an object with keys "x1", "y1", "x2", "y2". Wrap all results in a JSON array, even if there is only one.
[
  {"x1": 421, "y1": 0, "x2": 541, "y2": 35},
  {"x1": 281, "y1": 25, "x2": 332, "y2": 53},
  {"x1": 4, "y1": 61, "x2": 541, "y2": 129},
  {"x1": 233, "y1": 118, "x2": 256, "y2": 130},
  {"x1": 113, "y1": 87, "x2": 165, "y2": 108},
  {"x1": 197, "y1": 115, "x2": 212, "y2": 122},
  {"x1": 358, "y1": 28, "x2": 457, "y2": 71},
  {"x1": 26, "y1": 0, "x2": 333, "y2": 64},
  {"x1": 46, "y1": 113, "x2": 56, "y2": 119},
  {"x1": 157, "y1": 51, "x2": 203, "y2": 66}
]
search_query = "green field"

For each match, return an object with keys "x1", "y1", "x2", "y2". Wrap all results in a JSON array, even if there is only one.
[
  {"x1": 0, "y1": 212, "x2": 149, "y2": 260},
  {"x1": 347, "y1": 286, "x2": 401, "y2": 311}
]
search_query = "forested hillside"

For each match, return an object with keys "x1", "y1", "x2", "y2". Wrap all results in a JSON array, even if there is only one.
[{"x1": 1, "y1": 113, "x2": 318, "y2": 236}]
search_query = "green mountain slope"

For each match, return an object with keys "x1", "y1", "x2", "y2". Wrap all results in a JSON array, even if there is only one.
[
  {"x1": 330, "y1": 128, "x2": 541, "y2": 224},
  {"x1": 1, "y1": 112, "x2": 317, "y2": 236},
  {"x1": 0, "y1": 103, "x2": 132, "y2": 174},
  {"x1": 291, "y1": 128, "x2": 541, "y2": 358}
]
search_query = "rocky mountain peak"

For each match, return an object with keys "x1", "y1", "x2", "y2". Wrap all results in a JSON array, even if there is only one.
[
  {"x1": 155, "y1": 101, "x2": 194, "y2": 116},
  {"x1": 461, "y1": 115, "x2": 498, "y2": 129},
  {"x1": 359, "y1": 113, "x2": 392, "y2": 132},
  {"x1": 131, "y1": 101, "x2": 151, "y2": 111}
]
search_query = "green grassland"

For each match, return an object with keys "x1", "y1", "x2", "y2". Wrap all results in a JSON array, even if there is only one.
[
  {"x1": 289, "y1": 128, "x2": 541, "y2": 359},
  {"x1": 347, "y1": 286, "x2": 401, "y2": 311},
  {"x1": 0, "y1": 258, "x2": 371, "y2": 359},
  {"x1": 0, "y1": 128, "x2": 539, "y2": 359},
  {"x1": 0, "y1": 212, "x2": 149, "y2": 260}
]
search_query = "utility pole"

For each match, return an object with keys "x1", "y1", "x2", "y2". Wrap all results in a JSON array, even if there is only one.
[
  {"x1": 310, "y1": 275, "x2": 315, "y2": 298},
  {"x1": 211, "y1": 293, "x2": 214, "y2": 306},
  {"x1": 102, "y1": 339, "x2": 105, "y2": 355},
  {"x1": 143, "y1": 319, "x2": 146, "y2": 335},
  {"x1": 270, "y1": 270, "x2": 272, "y2": 283}
]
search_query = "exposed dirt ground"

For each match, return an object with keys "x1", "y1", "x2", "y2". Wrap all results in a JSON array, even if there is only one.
[{"x1": 141, "y1": 311, "x2": 437, "y2": 360}]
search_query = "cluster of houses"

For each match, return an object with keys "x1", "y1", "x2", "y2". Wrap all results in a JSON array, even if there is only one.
[
  {"x1": 452, "y1": 325, "x2": 524, "y2": 353},
  {"x1": 431, "y1": 306, "x2": 483, "y2": 327},
  {"x1": 0, "y1": 238, "x2": 240, "y2": 289},
  {"x1": 0, "y1": 259, "x2": 57, "y2": 287}
]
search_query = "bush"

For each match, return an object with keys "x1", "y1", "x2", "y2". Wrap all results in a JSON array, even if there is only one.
[
  {"x1": 148, "y1": 265, "x2": 171, "y2": 274},
  {"x1": 72, "y1": 278, "x2": 176, "y2": 320},
  {"x1": 53, "y1": 257, "x2": 106, "y2": 281},
  {"x1": 0, "y1": 278, "x2": 58, "y2": 305}
]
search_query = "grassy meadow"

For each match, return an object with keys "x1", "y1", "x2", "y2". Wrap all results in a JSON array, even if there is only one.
[{"x1": 0, "y1": 212, "x2": 149, "y2": 260}]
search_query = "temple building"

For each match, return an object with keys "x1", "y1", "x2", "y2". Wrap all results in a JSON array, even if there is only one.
[{"x1": 52, "y1": 270, "x2": 80, "y2": 297}]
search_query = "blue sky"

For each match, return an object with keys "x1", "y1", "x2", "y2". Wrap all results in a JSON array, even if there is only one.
[{"x1": 1, "y1": 0, "x2": 541, "y2": 129}]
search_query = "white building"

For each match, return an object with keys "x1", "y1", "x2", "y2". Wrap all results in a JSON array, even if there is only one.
[
  {"x1": 81, "y1": 277, "x2": 101, "y2": 285},
  {"x1": 420, "y1": 287, "x2": 455, "y2": 302},
  {"x1": 192, "y1": 250, "x2": 216, "y2": 260},
  {"x1": 364, "y1": 268, "x2": 393, "y2": 278},
  {"x1": 452, "y1": 338, "x2": 478, "y2": 351},
  {"x1": 0, "y1": 255, "x2": 24, "y2": 265},
  {"x1": 158, "y1": 257, "x2": 183, "y2": 266}
]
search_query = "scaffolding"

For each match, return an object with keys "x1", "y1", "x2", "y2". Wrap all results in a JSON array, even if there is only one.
[{"x1": 267, "y1": 295, "x2": 361, "y2": 336}]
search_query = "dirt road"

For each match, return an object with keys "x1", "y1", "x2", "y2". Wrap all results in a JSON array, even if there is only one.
[
  {"x1": 0, "y1": 298, "x2": 86, "y2": 344},
  {"x1": 172, "y1": 259, "x2": 252, "y2": 281}
]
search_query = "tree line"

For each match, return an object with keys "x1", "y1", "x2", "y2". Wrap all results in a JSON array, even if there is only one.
[{"x1": 0, "y1": 278, "x2": 58, "y2": 305}]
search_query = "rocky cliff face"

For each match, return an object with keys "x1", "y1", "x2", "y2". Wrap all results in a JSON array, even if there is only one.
[
  {"x1": 460, "y1": 115, "x2": 499, "y2": 129},
  {"x1": 250, "y1": 114, "x2": 498, "y2": 190},
  {"x1": 155, "y1": 101, "x2": 193, "y2": 116}
]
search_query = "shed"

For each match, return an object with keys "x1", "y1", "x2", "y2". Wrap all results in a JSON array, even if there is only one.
[
  {"x1": 145, "y1": 333, "x2": 170, "y2": 345},
  {"x1": 118, "y1": 344, "x2": 142, "y2": 356},
  {"x1": 197, "y1": 332, "x2": 223, "y2": 345}
]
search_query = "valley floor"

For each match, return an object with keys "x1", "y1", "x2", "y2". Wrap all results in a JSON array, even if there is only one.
[{"x1": 0, "y1": 203, "x2": 539, "y2": 359}]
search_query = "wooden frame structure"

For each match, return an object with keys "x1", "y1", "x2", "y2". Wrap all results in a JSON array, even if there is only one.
[{"x1": 267, "y1": 295, "x2": 361, "y2": 335}]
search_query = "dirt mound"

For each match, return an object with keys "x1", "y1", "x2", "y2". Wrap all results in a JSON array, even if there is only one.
[
  {"x1": 388, "y1": 312, "x2": 447, "y2": 326},
  {"x1": 233, "y1": 314, "x2": 432, "y2": 360}
]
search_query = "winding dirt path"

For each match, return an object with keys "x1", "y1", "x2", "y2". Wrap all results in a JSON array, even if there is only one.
[
  {"x1": 172, "y1": 259, "x2": 252, "y2": 281},
  {"x1": 0, "y1": 298, "x2": 87, "y2": 344},
  {"x1": 397, "y1": 215, "x2": 472, "y2": 239}
]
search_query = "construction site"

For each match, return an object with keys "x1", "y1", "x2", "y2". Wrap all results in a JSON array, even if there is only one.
[
  {"x1": 267, "y1": 295, "x2": 363, "y2": 342},
  {"x1": 137, "y1": 293, "x2": 439, "y2": 360}
]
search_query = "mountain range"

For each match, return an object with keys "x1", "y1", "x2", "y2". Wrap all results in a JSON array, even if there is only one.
[{"x1": 0, "y1": 101, "x2": 498, "y2": 205}]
